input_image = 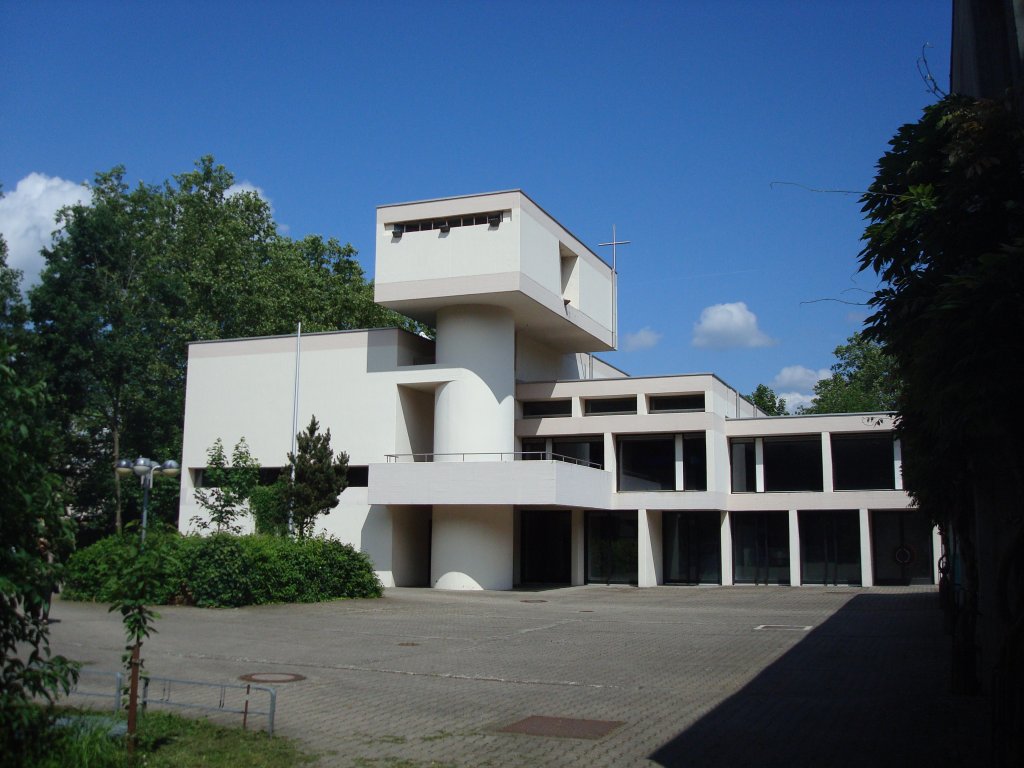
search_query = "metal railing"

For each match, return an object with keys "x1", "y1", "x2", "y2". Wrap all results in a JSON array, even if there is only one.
[
  {"x1": 383, "y1": 451, "x2": 602, "y2": 469},
  {"x1": 65, "y1": 670, "x2": 277, "y2": 735}
]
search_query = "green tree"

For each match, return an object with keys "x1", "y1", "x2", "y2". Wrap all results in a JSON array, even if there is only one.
[
  {"x1": 802, "y1": 333, "x2": 899, "y2": 414},
  {"x1": 747, "y1": 384, "x2": 787, "y2": 415},
  {"x1": 858, "y1": 94, "x2": 1024, "y2": 759},
  {"x1": 283, "y1": 416, "x2": 348, "y2": 539},
  {"x1": 192, "y1": 437, "x2": 259, "y2": 533},
  {"x1": 27, "y1": 157, "x2": 418, "y2": 537},
  {"x1": 0, "y1": 340, "x2": 78, "y2": 763}
]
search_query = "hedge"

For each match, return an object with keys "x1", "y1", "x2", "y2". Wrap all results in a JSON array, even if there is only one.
[{"x1": 63, "y1": 533, "x2": 383, "y2": 607}]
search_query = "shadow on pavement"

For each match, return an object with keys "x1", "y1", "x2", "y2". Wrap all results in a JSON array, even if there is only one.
[{"x1": 649, "y1": 592, "x2": 989, "y2": 768}]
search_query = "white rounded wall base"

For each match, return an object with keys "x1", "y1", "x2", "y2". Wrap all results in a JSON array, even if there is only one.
[{"x1": 431, "y1": 505, "x2": 513, "y2": 590}]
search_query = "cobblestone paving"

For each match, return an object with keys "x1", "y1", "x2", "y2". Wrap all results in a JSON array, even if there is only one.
[{"x1": 48, "y1": 586, "x2": 989, "y2": 767}]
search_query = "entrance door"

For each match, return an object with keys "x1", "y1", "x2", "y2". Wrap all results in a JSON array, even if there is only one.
[
  {"x1": 585, "y1": 511, "x2": 638, "y2": 585},
  {"x1": 872, "y1": 510, "x2": 934, "y2": 585},
  {"x1": 732, "y1": 512, "x2": 790, "y2": 585},
  {"x1": 663, "y1": 511, "x2": 721, "y2": 584},
  {"x1": 520, "y1": 510, "x2": 571, "y2": 585},
  {"x1": 799, "y1": 510, "x2": 861, "y2": 586}
]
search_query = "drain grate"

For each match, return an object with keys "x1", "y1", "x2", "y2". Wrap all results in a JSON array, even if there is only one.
[
  {"x1": 520, "y1": 599, "x2": 548, "y2": 603},
  {"x1": 499, "y1": 715, "x2": 624, "y2": 740},
  {"x1": 753, "y1": 624, "x2": 813, "y2": 631}
]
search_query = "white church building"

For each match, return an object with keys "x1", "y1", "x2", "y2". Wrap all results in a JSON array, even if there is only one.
[{"x1": 178, "y1": 190, "x2": 936, "y2": 590}]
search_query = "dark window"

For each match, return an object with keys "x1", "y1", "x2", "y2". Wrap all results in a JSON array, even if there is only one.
[
  {"x1": 584, "y1": 396, "x2": 637, "y2": 416},
  {"x1": 521, "y1": 400, "x2": 572, "y2": 418},
  {"x1": 391, "y1": 211, "x2": 506, "y2": 233},
  {"x1": 730, "y1": 440, "x2": 756, "y2": 492},
  {"x1": 763, "y1": 436, "x2": 823, "y2": 492},
  {"x1": 649, "y1": 393, "x2": 705, "y2": 413},
  {"x1": 552, "y1": 436, "x2": 604, "y2": 468},
  {"x1": 258, "y1": 467, "x2": 284, "y2": 486},
  {"x1": 617, "y1": 435, "x2": 675, "y2": 491},
  {"x1": 346, "y1": 466, "x2": 369, "y2": 487},
  {"x1": 683, "y1": 433, "x2": 707, "y2": 491},
  {"x1": 831, "y1": 434, "x2": 895, "y2": 490},
  {"x1": 521, "y1": 438, "x2": 547, "y2": 460}
]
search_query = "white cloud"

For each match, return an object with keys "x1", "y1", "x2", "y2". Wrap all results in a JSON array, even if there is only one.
[
  {"x1": 622, "y1": 326, "x2": 662, "y2": 352},
  {"x1": 772, "y1": 364, "x2": 830, "y2": 392},
  {"x1": 0, "y1": 173, "x2": 89, "y2": 287},
  {"x1": 692, "y1": 302, "x2": 775, "y2": 349},
  {"x1": 778, "y1": 391, "x2": 816, "y2": 412}
]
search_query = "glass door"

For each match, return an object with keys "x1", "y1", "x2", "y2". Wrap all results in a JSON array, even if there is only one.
[
  {"x1": 663, "y1": 511, "x2": 721, "y2": 584},
  {"x1": 585, "y1": 511, "x2": 638, "y2": 585},
  {"x1": 799, "y1": 510, "x2": 861, "y2": 586},
  {"x1": 872, "y1": 510, "x2": 934, "y2": 585},
  {"x1": 732, "y1": 512, "x2": 790, "y2": 585}
]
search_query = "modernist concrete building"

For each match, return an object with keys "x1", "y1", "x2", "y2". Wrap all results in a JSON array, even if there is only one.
[{"x1": 178, "y1": 190, "x2": 937, "y2": 590}]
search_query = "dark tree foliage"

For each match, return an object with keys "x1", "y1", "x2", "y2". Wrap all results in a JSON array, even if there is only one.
[
  {"x1": 0, "y1": 340, "x2": 78, "y2": 763},
  {"x1": 802, "y1": 333, "x2": 899, "y2": 414},
  {"x1": 283, "y1": 416, "x2": 348, "y2": 539},
  {"x1": 747, "y1": 384, "x2": 787, "y2": 415},
  {"x1": 858, "y1": 94, "x2": 1024, "y2": 763},
  {"x1": 27, "y1": 157, "x2": 417, "y2": 536}
]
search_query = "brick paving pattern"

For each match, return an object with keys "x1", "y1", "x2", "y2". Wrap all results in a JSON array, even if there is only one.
[{"x1": 47, "y1": 586, "x2": 989, "y2": 767}]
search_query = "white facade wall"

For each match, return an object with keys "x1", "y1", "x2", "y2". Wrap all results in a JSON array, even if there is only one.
[{"x1": 178, "y1": 190, "x2": 927, "y2": 593}]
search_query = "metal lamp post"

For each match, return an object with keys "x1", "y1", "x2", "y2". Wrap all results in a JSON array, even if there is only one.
[
  {"x1": 112, "y1": 455, "x2": 179, "y2": 751},
  {"x1": 114, "y1": 457, "x2": 180, "y2": 546}
]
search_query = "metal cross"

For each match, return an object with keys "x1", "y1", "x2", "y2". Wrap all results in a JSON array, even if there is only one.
[{"x1": 598, "y1": 225, "x2": 630, "y2": 272}]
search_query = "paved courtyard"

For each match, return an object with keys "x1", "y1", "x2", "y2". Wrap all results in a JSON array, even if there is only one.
[{"x1": 47, "y1": 586, "x2": 988, "y2": 767}]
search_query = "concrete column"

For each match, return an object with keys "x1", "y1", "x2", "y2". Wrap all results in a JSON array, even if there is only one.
[
  {"x1": 571, "y1": 509, "x2": 585, "y2": 585},
  {"x1": 893, "y1": 438, "x2": 904, "y2": 490},
  {"x1": 431, "y1": 505, "x2": 513, "y2": 590},
  {"x1": 859, "y1": 508, "x2": 874, "y2": 587},
  {"x1": 788, "y1": 509, "x2": 801, "y2": 586},
  {"x1": 604, "y1": 433, "x2": 617, "y2": 484},
  {"x1": 433, "y1": 305, "x2": 515, "y2": 461},
  {"x1": 674, "y1": 434, "x2": 684, "y2": 491},
  {"x1": 720, "y1": 511, "x2": 734, "y2": 585},
  {"x1": 754, "y1": 438, "x2": 765, "y2": 492},
  {"x1": 821, "y1": 432, "x2": 833, "y2": 492},
  {"x1": 932, "y1": 524, "x2": 942, "y2": 584},
  {"x1": 637, "y1": 394, "x2": 649, "y2": 415},
  {"x1": 638, "y1": 509, "x2": 661, "y2": 587}
]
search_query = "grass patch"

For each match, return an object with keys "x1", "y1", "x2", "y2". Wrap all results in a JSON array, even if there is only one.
[{"x1": 30, "y1": 709, "x2": 315, "y2": 768}]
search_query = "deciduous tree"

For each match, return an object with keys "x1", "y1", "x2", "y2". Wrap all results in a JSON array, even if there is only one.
[
  {"x1": 747, "y1": 384, "x2": 787, "y2": 415},
  {"x1": 802, "y1": 333, "x2": 899, "y2": 414}
]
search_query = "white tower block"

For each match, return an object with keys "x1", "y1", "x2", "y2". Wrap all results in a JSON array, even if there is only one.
[{"x1": 374, "y1": 191, "x2": 616, "y2": 589}]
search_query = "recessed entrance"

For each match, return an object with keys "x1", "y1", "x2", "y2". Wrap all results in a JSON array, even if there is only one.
[
  {"x1": 519, "y1": 510, "x2": 571, "y2": 585},
  {"x1": 872, "y1": 509, "x2": 933, "y2": 585}
]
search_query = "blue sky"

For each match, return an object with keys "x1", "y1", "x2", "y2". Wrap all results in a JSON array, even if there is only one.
[{"x1": 0, "y1": 1, "x2": 951, "y2": 407}]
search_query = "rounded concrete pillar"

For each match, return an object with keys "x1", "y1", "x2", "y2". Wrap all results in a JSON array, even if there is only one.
[
  {"x1": 434, "y1": 305, "x2": 515, "y2": 461},
  {"x1": 431, "y1": 505, "x2": 514, "y2": 590}
]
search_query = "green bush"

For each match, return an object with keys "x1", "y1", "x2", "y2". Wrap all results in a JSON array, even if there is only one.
[
  {"x1": 63, "y1": 529, "x2": 184, "y2": 604},
  {"x1": 63, "y1": 533, "x2": 382, "y2": 607}
]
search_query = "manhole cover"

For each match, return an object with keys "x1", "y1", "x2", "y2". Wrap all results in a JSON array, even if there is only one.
[
  {"x1": 398, "y1": 642, "x2": 420, "y2": 647},
  {"x1": 520, "y1": 599, "x2": 548, "y2": 603},
  {"x1": 499, "y1": 715, "x2": 624, "y2": 740},
  {"x1": 753, "y1": 624, "x2": 813, "y2": 631},
  {"x1": 238, "y1": 672, "x2": 306, "y2": 683}
]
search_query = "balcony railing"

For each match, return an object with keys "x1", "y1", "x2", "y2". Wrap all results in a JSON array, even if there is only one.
[{"x1": 383, "y1": 451, "x2": 602, "y2": 469}]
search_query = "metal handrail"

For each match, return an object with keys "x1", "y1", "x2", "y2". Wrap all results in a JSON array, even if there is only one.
[{"x1": 383, "y1": 451, "x2": 602, "y2": 469}]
